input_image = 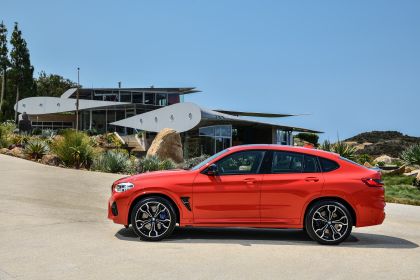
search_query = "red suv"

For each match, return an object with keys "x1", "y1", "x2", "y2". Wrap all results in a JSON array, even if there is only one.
[{"x1": 108, "y1": 145, "x2": 385, "y2": 245}]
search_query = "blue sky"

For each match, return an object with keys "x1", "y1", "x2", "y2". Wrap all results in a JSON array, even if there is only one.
[{"x1": 2, "y1": 0, "x2": 420, "y2": 140}]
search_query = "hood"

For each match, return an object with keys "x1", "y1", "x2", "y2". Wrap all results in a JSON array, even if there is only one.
[{"x1": 118, "y1": 169, "x2": 193, "y2": 183}]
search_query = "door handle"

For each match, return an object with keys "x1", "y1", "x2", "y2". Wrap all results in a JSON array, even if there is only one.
[
  {"x1": 305, "y1": 177, "x2": 320, "y2": 182},
  {"x1": 243, "y1": 178, "x2": 257, "y2": 184}
]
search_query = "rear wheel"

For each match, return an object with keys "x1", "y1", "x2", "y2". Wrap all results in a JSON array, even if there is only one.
[
  {"x1": 130, "y1": 197, "x2": 177, "y2": 241},
  {"x1": 305, "y1": 200, "x2": 353, "y2": 245}
]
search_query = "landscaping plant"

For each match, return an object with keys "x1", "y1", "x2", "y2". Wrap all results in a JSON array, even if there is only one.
[
  {"x1": 182, "y1": 154, "x2": 210, "y2": 169},
  {"x1": 138, "y1": 155, "x2": 176, "y2": 173},
  {"x1": 295, "y1": 132, "x2": 319, "y2": 146},
  {"x1": 52, "y1": 130, "x2": 95, "y2": 168},
  {"x1": 319, "y1": 140, "x2": 356, "y2": 160},
  {"x1": 401, "y1": 144, "x2": 420, "y2": 166},
  {"x1": 93, "y1": 150, "x2": 131, "y2": 173},
  {"x1": 24, "y1": 139, "x2": 49, "y2": 160}
]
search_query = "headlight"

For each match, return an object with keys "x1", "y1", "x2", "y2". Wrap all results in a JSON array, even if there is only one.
[{"x1": 114, "y1": 182, "x2": 134, "y2": 193}]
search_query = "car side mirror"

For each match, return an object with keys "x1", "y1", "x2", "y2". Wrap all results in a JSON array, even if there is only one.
[{"x1": 205, "y1": 164, "x2": 218, "y2": 176}]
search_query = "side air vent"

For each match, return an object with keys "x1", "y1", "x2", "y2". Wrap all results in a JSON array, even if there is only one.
[{"x1": 180, "y1": 197, "x2": 192, "y2": 211}]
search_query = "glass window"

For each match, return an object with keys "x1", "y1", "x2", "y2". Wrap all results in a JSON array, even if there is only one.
[
  {"x1": 303, "y1": 155, "x2": 319, "y2": 173},
  {"x1": 120, "y1": 92, "x2": 132, "y2": 102},
  {"x1": 191, "y1": 149, "x2": 228, "y2": 171},
  {"x1": 271, "y1": 152, "x2": 303, "y2": 173},
  {"x1": 168, "y1": 94, "x2": 180, "y2": 105},
  {"x1": 156, "y1": 93, "x2": 167, "y2": 106},
  {"x1": 145, "y1": 93, "x2": 155, "y2": 105},
  {"x1": 217, "y1": 151, "x2": 265, "y2": 175},
  {"x1": 319, "y1": 157, "x2": 340, "y2": 172},
  {"x1": 132, "y1": 92, "x2": 143, "y2": 103}
]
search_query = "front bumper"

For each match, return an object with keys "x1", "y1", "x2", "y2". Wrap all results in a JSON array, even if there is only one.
[{"x1": 108, "y1": 195, "x2": 130, "y2": 225}]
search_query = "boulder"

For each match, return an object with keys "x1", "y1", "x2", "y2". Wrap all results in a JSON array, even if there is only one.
[
  {"x1": 0, "y1": 148, "x2": 8, "y2": 154},
  {"x1": 363, "y1": 162, "x2": 373, "y2": 168},
  {"x1": 146, "y1": 128, "x2": 183, "y2": 163},
  {"x1": 381, "y1": 165, "x2": 406, "y2": 176},
  {"x1": 414, "y1": 172, "x2": 420, "y2": 188},
  {"x1": 404, "y1": 169, "x2": 420, "y2": 177},
  {"x1": 373, "y1": 155, "x2": 393, "y2": 164},
  {"x1": 41, "y1": 154, "x2": 60, "y2": 166},
  {"x1": 6, "y1": 147, "x2": 26, "y2": 159}
]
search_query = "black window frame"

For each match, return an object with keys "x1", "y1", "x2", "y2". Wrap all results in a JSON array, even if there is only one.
[
  {"x1": 205, "y1": 150, "x2": 267, "y2": 176},
  {"x1": 263, "y1": 150, "x2": 321, "y2": 174},
  {"x1": 318, "y1": 156, "x2": 340, "y2": 172}
]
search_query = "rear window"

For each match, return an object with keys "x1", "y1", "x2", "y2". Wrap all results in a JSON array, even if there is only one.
[
  {"x1": 339, "y1": 156, "x2": 368, "y2": 169},
  {"x1": 318, "y1": 157, "x2": 339, "y2": 172}
]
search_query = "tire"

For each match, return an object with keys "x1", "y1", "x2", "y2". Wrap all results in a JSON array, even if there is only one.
[
  {"x1": 305, "y1": 200, "x2": 353, "y2": 245},
  {"x1": 130, "y1": 197, "x2": 177, "y2": 241}
]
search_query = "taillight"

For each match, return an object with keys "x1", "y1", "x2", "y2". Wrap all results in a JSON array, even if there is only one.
[{"x1": 362, "y1": 177, "x2": 384, "y2": 187}]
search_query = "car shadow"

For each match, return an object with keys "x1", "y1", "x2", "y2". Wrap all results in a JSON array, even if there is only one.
[{"x1": 115, "y1": 226, "x2": 418, "y2": 249}]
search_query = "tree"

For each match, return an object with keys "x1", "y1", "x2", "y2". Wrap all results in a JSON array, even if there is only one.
[
  {"x1": 9, "y1": 22, "x2": 34, "y2": 122},
  {"x1": 36, "y1": 71, "x2": 78, "y2": 97},
  {"x1": 0, "y1": 21, "x2": 10, "y2": 120}
]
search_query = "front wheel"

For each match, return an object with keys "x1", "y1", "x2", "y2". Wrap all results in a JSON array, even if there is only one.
[
  {"x1": 130, "y1": 197, "x2": 177, "y2": 241},
  {"x1": 305, "y1": 200, "x2": 353, "y2": 245}
]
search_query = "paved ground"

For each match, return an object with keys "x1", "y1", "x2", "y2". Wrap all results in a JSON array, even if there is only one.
[{"x1": 0, "y1": 154, "x2": 419, "y2": 280}]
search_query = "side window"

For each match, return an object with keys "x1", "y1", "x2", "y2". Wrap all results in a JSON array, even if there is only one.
[
  {"x1": 318, "y1": 157, "x2": 340, "y2": 172},
  {"x1": 303, "y1": 155, "x2": 319, "y2": 173},
  {"x1": 217, "y1": 150, "x2": 265, "y2": 175},
  {"x1": 271, "y1": 152, "x2": 303, "y2": 173}
]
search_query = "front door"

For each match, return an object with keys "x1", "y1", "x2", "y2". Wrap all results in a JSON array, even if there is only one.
[
  {"x1": 260, "y1": 151, "x2": 324, "y2": 226},
  {"x1": 192, "y1": 150, "x2": 266, "y2": 225}
]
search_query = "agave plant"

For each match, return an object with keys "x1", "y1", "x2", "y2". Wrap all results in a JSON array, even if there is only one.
[
  {"x1": 24, "y1": 140, "x2": 49, "y2": 160},
  {"x1": 401, "y1": 144, "x2": 420, "y2": 166},
  {"x1": 93, "y1": 150, "x2": 131, "y2": 173},
  {"x1": 138, "y1": 155, "x2": 176, "y2": 173},
  {"x1": 319, "y1": 140, "x2": 356, "y2": 160}
]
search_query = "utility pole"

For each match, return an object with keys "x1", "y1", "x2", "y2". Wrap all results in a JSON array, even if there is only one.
[
  {"x1": 0, "y1": 70, "x2": 5, "y2": 116},
  {"x1": 75, "y1": 67, "x2": 80, "y2": 131},
  {"x1": 14, "y1": 74, "x2": 21, "y2": 124}
]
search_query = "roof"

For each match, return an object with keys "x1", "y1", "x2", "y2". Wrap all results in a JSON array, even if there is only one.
[
  {"x1": 110, "y1": 102, "x2": 322, "y2": 133},
  {"x1": 213, "y1": 110, "x2": 297, "y2": 118},
  {"x1": 61, "y1": 87, "x2": 199, "y2": 98},
  {"x1": 200, "y1": 107, "x2": 322, "y2": 133}
]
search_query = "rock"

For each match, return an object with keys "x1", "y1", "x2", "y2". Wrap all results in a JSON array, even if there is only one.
[
  {"x1": 414, "y1": 172, "x2": 420, "y2": 188},
  {"x1": 404, "y1": 169, "x2": 420, "y2": 177},
  {"x1": 404, "y1": 166, "x2": 416, "y2": 173},
  {"x1": 363, "y1": 162, "x2": 373, "y2": 168},
  {"x1": 146, "y1": 128, "x2": 183, "y2": 163},
  {"x1": 41, "y1": 154, "x2": 60, "y2": 166},
  {"x1": 382, "y1": 165, "x2": 406, "y2": 176},
  {"x1": 373, "y1": 155, "x2": 393, "y2": 164},
  {"x1": 6, "y1": 147, "x2": 26, "y2": 159},
  {"x1": 0, "y1": 148, "x2": 8, "y2": 154}
]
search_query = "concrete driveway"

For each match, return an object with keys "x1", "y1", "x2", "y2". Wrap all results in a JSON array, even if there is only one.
[{"x1": 0, "y1": 154, "x2": 419, "y2": 280}]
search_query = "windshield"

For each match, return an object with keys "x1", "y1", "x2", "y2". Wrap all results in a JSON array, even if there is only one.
[{"x1": 190, "y1": 149, "x2": 229, "y2": 171}]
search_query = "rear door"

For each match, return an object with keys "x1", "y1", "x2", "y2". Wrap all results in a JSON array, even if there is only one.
[{"x1": 260, "y1": 151, "x2": 324, "y2": 226}]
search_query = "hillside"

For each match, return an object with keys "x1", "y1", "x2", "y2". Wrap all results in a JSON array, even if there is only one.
[{"x1": 345, "y1": 131, "x2": 420, "y2": 158}]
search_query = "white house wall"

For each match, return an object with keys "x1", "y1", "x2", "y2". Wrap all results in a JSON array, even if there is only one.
[
  {"x1": 110, "y1": 102, "x2": 202, "y2": 133},
  {"x1": 14, "y1": 96, "x2": 129, "y2": 115}
]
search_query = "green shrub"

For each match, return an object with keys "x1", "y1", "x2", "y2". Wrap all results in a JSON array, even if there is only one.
[
  {"x1": 401, "y1": 144, "x2": 420, "y2": 166},
  {"x1": 138, "y1": 155, "x2": 176, "y2": 173},
  {"x1": 0, "y1": 126, "x2": 10, "y2": 148},
  {"x1": 11, "y1": 134, "x2": 30, "y2": 147},
  {"x1": 93, "y1": 150, "x2": 131, "y2": 173},
  {"x1": 295, "y1": 133, "x2": 319, "y2": 146},
  {"x1": 182, "y1": 155, "x2": 210, "y2": 169},
  {"x1": 52, "y1": 130, "x2": 95, "y2": 168},
  {"x1": 319, "y1": 140, "x2": 356, "y2": 160},
  {"x1": 356, "y1": 154, "x2": 372, "y2": 165},
  {"x1": 24, "y1": 140, "x2": 49, "y2": 160}
]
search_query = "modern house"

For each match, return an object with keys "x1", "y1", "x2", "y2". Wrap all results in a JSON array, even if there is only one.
[{"x1": 14, "y1": 87, "x2": 321, "y2": 157}]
